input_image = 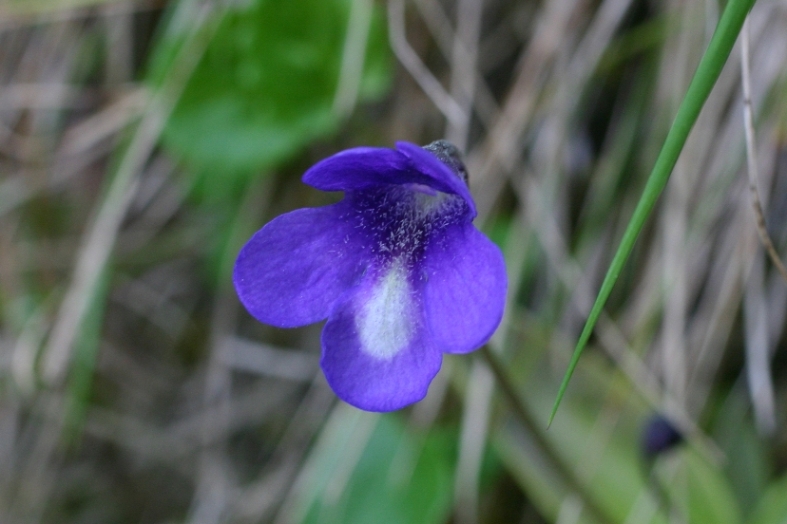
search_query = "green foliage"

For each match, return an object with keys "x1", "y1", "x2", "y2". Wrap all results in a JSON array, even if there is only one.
[
  {"x1": 747, "y1": 473, "x2": 787, "y2": 524},
  {"x1": 664, "y1": 450, "x2": 742, "y2": 524},
  {"x1": 491, "y1": 315, "x2": 755, "y2": 524},
  {"x1": 63, "y1": 268, "x2": 109, "y2": 445},
  {"x1": 713, "y1": 389, "x2": 770, "y2": 515},
  {"x1": 297, "y1": 411, "x2": 455, "y2": 524},
  {"x1": 149, "y1": 0, "x2": 390, "y2": 195},
  {"x1": 498, "y1": 332, "x2": 661, "y2": 524}
]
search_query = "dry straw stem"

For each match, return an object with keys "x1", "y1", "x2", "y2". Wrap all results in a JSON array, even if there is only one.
[
  {"x1": 412, "y1": 0, "x2": 500, "y2": 127},
  {"x1": 682, "y1": 5, "x2": 786, "y2": 414},
  {"x1": 332, "y1": 0, "x2": 374, "y2": 118},
  {"x1": 444, "y1": 0, "x2": 483, "y2": 151},
  {"x1": 470, "y1": 0, "x2": 579, "y2": 217},
  {"x1": 0, "y1": 0, "x2": 165, "y2": 28},
  {"x1": 740, "y1": 15, "x2": 778, "y2": 435},
  {"x1": 740, "y1": 17, "x2": 787, "y2": 283},
  {"x1": 41, "y1": 1, "x2": 217, "y2": 385},
  {"x1": 514, "y1": 172, "x2": 725, "y2": 464},
  {"x1": 468, "y1": 0, "x2": 635, "y2": 220},
  {"x1": 11, "y1": 6, "x2": 219, "y2": 518},
  {"x1": 454, "y1": 357, "x2": 494, "y2": 524},
  {"x1": 189, "y1": 177, "x2": 274, "y2": 523},
  {"x1": 387, "y1": 0, "x2": 466, "y2": 132}
]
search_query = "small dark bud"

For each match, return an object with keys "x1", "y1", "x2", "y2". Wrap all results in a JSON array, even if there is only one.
[
  {"x1": 642, "y1": 415, "x2": 682, "y2": 458},
  {"x1": 423, "y1": 139, "x2": 469, "y2": 184}
]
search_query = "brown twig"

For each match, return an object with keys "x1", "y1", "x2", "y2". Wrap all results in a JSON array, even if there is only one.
[{"x1": 741, "y1": 17, "x2": 787, "y2": 284}]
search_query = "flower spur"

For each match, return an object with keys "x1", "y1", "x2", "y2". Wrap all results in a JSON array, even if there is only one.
[{"x1": 233, "y1": 140, "x2": 507, "y2": 411}]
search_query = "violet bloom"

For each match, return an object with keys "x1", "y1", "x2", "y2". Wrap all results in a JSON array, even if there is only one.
[
  {"x1": 642, "y1": 415, "x2": 682, "y2": 458},
  {"x1": 233, "y1": 141, "x2": 507, "y2": 411}
]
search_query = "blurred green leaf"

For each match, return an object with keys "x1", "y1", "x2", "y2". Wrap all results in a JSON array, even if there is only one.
[
  {"x1": 297, "y1": 410, "x2": 454, "y2": 524},
  {"x1": 62, "y1": 268, "x2": 109, "y2": 445},
  {"x1": 665, "y1": 450, "x2": 742, "y2": 524},
  {"x1": 746, "y1": 473, "x2": 787, "y2": 524},
  {"x1": 713, "y1": 388, "x2": 769, "y2": 516},
  {"x1": 149, "y1": 0, "x2": 390, "y2": 192},
  {"x1": 493, "y1": 320, "x2": 664, "y2": 524}
]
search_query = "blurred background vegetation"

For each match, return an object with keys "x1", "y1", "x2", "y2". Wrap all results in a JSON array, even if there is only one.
[{"x1": 1, "y1": 0, "x2": 786, "y2": 522}]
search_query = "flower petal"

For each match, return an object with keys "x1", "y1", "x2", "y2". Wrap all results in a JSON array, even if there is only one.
[
  {"x1": 303, "y1": 146, "x2": 428, "y2": 191},
  {"x1": 320, "y1": 263, "x2": 442, "y2": 411},
  {"x1": 233, "y1": 203, "x2": 366, "y2": 328},
  {"x1": 303, "y1": 143, "x2": 476, "y2": 220},
  {"x1": 422, "y1": 224, "x2": 507, "y2": 353},
  {"x1": 395, "y1": 142, "x2": 477, "y2": 219}
]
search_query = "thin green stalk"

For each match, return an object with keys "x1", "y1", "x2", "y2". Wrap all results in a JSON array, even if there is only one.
[{"x1": 549, "y1": 0, "x2": 757, "y2": 426}]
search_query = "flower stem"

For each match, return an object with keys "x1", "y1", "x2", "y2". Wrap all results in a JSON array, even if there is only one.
[{"x1": 480, "y1": 347, "x2": 615, "y2": 524}]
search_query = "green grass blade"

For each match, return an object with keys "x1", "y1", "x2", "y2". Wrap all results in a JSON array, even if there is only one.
[{"x1": 548, "y1": 0, "x2": 757, "y2": 427}]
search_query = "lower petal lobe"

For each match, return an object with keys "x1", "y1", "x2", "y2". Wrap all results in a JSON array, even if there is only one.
[
  {"x1": 320, "y1": 265, "x2": 442, "y2": 411},
  {"x1": 421, "y1": 224, "x2": 507, "y2": 354},
  {"x1": 233, "y1": 203, "x2": 365, "y2": 328}
]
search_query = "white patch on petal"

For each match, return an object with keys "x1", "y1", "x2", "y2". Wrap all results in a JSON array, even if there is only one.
[{"x1": 357, "y1": 263, "x2": 414, "y2": 360}]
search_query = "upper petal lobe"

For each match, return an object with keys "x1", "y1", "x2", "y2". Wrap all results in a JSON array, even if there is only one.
[
  {"x1": 233, "y1": 203, "x2": 366, "y2": 328},
  {"x1": 302, "y1": 146, "x2": 425, "y2": 191},
  {"x1": 421, "y1": 223, "x2": 507, "y2": 353},
  {"x1": 303, "y1": 143, "x2": 476, "y2": 221},
  {"x1": 396, "y1": 142, "x2": 476, "y2": 219}
]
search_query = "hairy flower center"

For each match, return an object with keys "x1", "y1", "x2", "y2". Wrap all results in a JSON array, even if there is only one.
[
  {"x1": 348, "y1": 186, "x2": 466, "y2": 264},
  {"x1": 357, "y1": 262, "x2": 413, "y2": 360}
]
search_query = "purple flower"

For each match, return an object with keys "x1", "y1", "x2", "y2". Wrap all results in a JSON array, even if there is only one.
[
  {"x1": 233, "y1": 141, "x2": 507, "y2": 411},
  {"x1": 642, "y1": 415, "x2": 682, "y2": 458}
]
